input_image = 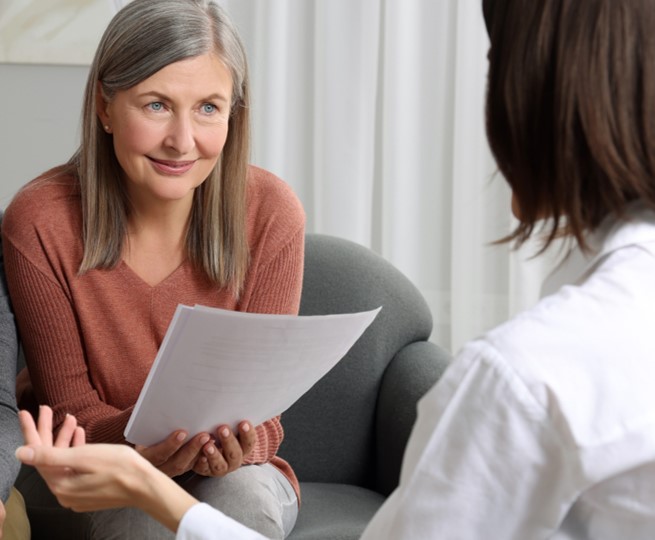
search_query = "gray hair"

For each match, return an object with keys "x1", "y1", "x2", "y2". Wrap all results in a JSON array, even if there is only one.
[
  {"x1": 97, "y1": 0, "x2": 247, "y2": 105},
  {"x1": 72, "y1": 0, "x2": 251, "y2": 291}
]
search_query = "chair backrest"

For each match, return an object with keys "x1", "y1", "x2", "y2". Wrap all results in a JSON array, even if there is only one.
[{"x1": 278, "y1": 234, "x2": 433, "y2": 489}]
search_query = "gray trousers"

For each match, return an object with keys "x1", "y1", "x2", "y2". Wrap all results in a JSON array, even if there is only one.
[{"x1": 18, "y1": 463, "x2": 298, "y2": 540}]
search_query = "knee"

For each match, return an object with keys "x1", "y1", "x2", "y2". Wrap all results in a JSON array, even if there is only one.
[
  {"x1": 192, "y1": 466, "x2": 287, "y2": 539},
  {"x1": 89, "y1": 507, "x2": 174, "y2": 540},
  {"x1": 3, "y1": 488, "x2": 31, "y2": 540}
]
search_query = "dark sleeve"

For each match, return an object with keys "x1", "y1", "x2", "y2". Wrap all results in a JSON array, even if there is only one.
[{"x1": 0, "y1": 211, "x2": 21, "y2": 503}]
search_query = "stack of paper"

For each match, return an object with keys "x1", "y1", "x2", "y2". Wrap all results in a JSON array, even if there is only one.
[{"x1": 124, "y1": 305, "x2": 380, "y2": 446}]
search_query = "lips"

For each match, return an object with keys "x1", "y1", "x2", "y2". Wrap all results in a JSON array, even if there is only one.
[{"x1": 147, "y1": 156, "x2": 196, "y2": 175}]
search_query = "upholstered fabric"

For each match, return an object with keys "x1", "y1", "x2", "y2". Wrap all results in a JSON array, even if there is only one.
[
  {"x1": 282, "y1": 234, "x2": 450, "y2": 540},
  {"x1": 287, "y1": 484, "x2": 385, "y2": 540}
]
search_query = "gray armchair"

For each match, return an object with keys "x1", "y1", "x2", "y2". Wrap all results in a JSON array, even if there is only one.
[
  {"x1": 281, "y1": 234, "x2": 451, "y2": 540},
  {"x1": 16, "y1": 232, "x2": 450, "y2": 540}
]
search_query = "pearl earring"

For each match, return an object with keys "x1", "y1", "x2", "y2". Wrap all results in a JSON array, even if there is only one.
[{"x1": 104, "y1": 125, "x2": 111, "y2": 132}]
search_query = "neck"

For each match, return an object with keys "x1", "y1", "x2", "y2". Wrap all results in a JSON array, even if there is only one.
[{"x1": 124, "y1": 199, "x2": 193, "y2": 258}]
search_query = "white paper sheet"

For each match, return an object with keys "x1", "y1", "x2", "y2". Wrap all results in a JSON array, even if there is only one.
[{"x1": 124, "y1": 305, "x2": 381, "y2": 446}]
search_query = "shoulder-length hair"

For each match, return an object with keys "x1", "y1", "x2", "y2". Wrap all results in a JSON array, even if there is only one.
[
  {"x1": 71, "y1": 0, "x2": 250, "y2": 292},
  {"x1": 483, "y1": 0, "x2": 655, "y2": 250}
]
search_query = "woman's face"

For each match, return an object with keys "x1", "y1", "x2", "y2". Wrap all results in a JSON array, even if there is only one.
[{"x1": 97, "y1": 53, "x2": 233, "y2": 209}]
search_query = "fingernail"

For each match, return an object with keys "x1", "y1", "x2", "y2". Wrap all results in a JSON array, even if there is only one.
[
  {"x1": 221, "y1": 428, "x2": 230, "y2": 438},
  {"x1": 241, "y1": 423, "x2": 250, "y2": 433},
  {"x1": 200, "y1": 435, "x2": 210, "y2": 445},
  {"x1": 206, "y1": 444, "x2": 215, "y2": 455},
  {"x1": 15, "y1": 447, "x2": 34, "y2": 462},
  {"x1": 176, "y1": 432, "x2": 187, "y2": 442}
]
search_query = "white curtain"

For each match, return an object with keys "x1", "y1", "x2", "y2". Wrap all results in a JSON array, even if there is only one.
[{"x1": 219, "y1": 0, "x2": 553, "y2": 354}]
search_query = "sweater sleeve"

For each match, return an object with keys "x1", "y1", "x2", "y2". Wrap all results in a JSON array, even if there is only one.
[
  {"x1": 243, "y1": 226, "x2": 305, "y2": 316},
  {"x1": 0, "y1": 225, "x2": 21, "y2": 503},
  {"x1": 242, "y1": 225, "x2": 304, "y2": 464},
  {"x1": 3, "y1": 239, "x2": 133, "y2": 443}
]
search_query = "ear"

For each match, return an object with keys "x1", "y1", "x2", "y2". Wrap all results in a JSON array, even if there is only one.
[{"x1": 95, "y1": 80, "x2": 111, "y2": 126}]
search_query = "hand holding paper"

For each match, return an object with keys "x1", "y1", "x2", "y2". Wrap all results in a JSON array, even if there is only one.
[{"x1": 125, "y1": 305, "x2": 381, "y2": 446}]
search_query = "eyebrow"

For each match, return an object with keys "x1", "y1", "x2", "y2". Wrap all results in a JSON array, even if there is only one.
[{"x1": 137, "y1": 91, "x2": 230, "y2": 104}]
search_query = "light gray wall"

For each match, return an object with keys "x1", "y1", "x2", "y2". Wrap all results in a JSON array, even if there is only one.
[{"x1": 0, "y1": 63, "x2": 88, "y2": 208}]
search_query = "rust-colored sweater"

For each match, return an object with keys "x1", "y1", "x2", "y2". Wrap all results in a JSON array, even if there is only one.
[{"x1": 2, "y1": 165, "x2": 305, "y2": 496}]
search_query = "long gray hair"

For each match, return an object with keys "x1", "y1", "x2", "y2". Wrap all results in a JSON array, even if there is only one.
[{"x1": 71, "y1": 0, "x2": 250, "y2": 292}]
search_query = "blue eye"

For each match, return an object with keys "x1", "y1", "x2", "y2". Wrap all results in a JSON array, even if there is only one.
[
  {"x1": 149, "y1": 102, "x2": 164, "y2": 111},
  {"x1": 202, "y1": 103, "x2": 217, "y2": 114}
]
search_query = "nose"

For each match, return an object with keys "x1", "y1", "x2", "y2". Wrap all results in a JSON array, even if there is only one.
[{"x1": 163, "y1": 114, "x2": 195, "y2": 155}]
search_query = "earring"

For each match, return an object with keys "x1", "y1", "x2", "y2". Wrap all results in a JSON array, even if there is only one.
[{"x1": 104, "y1": 125, "x2": 111, "y2": 132}]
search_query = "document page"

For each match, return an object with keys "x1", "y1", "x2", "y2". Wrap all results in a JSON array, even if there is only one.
[{"x1": 124, "y1": 305, "x2": 380, "y2": 446}]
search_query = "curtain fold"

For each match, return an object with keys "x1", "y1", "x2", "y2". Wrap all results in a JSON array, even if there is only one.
[{"x1": 223, "y1": 0, "x2": 552, "y2": 353}]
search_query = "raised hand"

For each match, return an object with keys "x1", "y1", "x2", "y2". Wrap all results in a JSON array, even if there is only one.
[
  {"x1": 19, "y1": 406, "x2": 85, "y2": 450},
  {"x1": 16, "y1": 408, "x2": 198, "y2": 532}
]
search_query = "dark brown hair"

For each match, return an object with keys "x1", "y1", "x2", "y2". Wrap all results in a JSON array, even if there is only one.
[{"x1": 483, "y1": 0, "x2": 655, "y2": 249}]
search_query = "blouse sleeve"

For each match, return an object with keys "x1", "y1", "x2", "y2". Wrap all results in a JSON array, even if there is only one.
[
  {"x1": 2, "y1": 238, "x2": 133, "y2": 443},
  {"x1": 177, "y1": 503, "x2": 267, "y2": 540},
  {"x1": 360, "y1": 341, "x2": 581, "y2": 539}
]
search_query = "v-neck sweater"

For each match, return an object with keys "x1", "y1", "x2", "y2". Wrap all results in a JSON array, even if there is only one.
[{"x1": 1, "y1": 165, "x2": 305, "y2": 496}]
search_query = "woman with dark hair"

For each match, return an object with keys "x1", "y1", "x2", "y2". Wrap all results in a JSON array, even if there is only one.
[
  {"x1": 364, "y1": 0, "x2": 655, "y2": 536},
  {"x1": 3, "y1": 0, "x2": 303, "y2": 538},
  {"x1": 14, "y1": 0, "x2": 655, "y2": 538}
]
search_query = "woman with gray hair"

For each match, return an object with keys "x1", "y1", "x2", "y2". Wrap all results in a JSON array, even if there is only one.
[{"x1": 2, "y1": 1, "x2": 304, "y2": 538}]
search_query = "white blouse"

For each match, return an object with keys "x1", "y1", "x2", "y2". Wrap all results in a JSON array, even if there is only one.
[{"x1": 178, "y1": 203, "x2": 655, "y2": 539}]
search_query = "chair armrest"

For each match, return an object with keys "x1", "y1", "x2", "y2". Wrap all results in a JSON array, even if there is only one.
[{"x1": 375, "y1": 340, "x2": 451, "y2": 495}]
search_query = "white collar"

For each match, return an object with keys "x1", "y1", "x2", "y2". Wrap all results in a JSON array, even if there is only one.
[{"x1": 540, "y1": 201, "x2": 655, "y2": 298}]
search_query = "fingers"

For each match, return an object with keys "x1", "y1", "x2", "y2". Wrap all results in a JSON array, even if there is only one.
[
  {"x1": 135, "y1": 430, "x2": 189, "y2": 467},
  {"x1": 216, "y1": 426, "x2": 242, "y2": 473},
  {"x1": 54, "y1": 414, "x2": 78, "y2": 448},
  {"x1": 136, "y1": 431, "x2": 208, "y2": 478},
  {"x1": 192, "y1": 457, "x2": 208, "y2": 475},
  {"x1": 18, "y1": 443, "x2": 133, "y2": 473},
  {"x1": 18, "y1": 410, "x2": 41, "y2": 446},
  {"x1": 165, "y1": 433, "x2": 210, "y2": 476},
  {"x1": 72, "y1": 426, "x2": 86, "y2": 447},
  {"x1": 203, "y1": 432, "x2": 233, "y2": 476},
  {"x1": 36, "y1": 405, "x2": 54, "y2": 447},
  {"x1": 197, "y1": 435, "x2": 229, "y2": 477},
  {"x1": 20, "y1": 407, "x2": 84, "y2": 450},
  {"x1": 194, "y1": 422, "x2": 255, "y2": 477},
  {"x1": 237, "y1": 422, "x2": 256, "y2": 458},
  {"x1": 15, "y1": 446, "x2": 42, "y2": 466},
  {"x1": 15, "y1": 445, "x2": 72, "y2": 469}
]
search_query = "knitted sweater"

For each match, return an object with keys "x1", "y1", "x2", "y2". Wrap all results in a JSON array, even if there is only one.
[
  {"x1": 1, "y1": 165, "x2": 305, "y2": 496},
  {"x1": 0, "y1": 211, "x2": 21, "y2": 503}
]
